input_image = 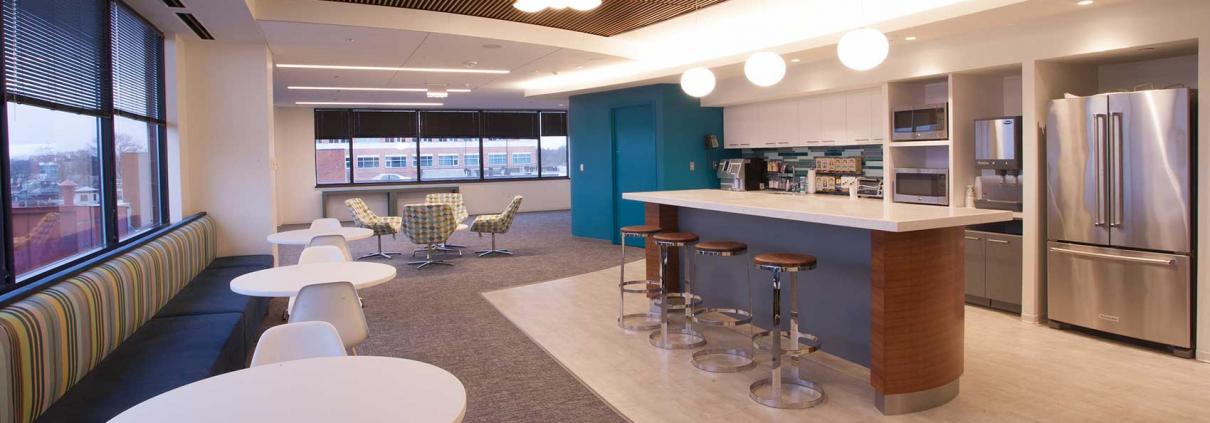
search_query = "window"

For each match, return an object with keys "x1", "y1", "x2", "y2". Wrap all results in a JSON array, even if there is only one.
[
  {"x1": 539, "y1": 112, "x2": 568, "y2": 178},
  {"x1": 356, "y1": 156, "x2": 379, "y2": 168},
  {"x1": 311, "y1": 109, "x2": 568, "y2": 186},
  {"x1": 0, "y1": 0, "x2": 169, "y2": 287},
  {"x1": 384, "y1": 155, "x2": 407, "y2": 168}
]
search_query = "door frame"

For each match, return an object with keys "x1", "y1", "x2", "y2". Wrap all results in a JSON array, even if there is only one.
[{"x1": 610, "y1": 101, "x2": 658, "y2": 245}]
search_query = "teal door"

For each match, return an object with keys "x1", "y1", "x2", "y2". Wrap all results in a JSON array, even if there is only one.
[{"x1": 612, "y1": 104, "x2": 657, "y2": 246}]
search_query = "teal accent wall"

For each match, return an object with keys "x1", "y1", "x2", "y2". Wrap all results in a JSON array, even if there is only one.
[{"x1": 568, "y1": 84, "x2": 736, "y2": 243}]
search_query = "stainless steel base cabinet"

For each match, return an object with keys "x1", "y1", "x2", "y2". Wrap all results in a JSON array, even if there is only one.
[
  {"x1": 964, "y1": 230, "x2": 1022, "y2": 313},
  {"x1": 1047, "y1": 241, "x2": 1191, "y2": 349}
]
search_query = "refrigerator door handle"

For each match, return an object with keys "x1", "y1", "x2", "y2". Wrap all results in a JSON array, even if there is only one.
[
  {"x1": 1110, "y1": 112, "x2": 1124, "y2": 227},
  {"x1": 1094, "y1": 113, "x2": 1108, "y2": 227},
  {"x1": 1048, "y1": 247, "x2": 1175, "y2": 266}
]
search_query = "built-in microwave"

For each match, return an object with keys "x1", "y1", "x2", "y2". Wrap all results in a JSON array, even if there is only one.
[
  {"x1": 893, "y1": 168, "x2": 949, "y2": 206},
  {"x1": 892, "y1": 103, "x2": 948, "y2": 141}
]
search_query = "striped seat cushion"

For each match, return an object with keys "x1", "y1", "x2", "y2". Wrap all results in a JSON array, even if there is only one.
[{"x1": 0, "y1": 216, "x2": 216, "y2": 423}]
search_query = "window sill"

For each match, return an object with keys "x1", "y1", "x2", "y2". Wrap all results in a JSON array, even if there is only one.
[{"x1": 314, "y1": 176, "x2": 569, "y2": 189}]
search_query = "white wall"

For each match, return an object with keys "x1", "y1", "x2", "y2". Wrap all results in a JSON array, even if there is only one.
[
  {"x1": 1098, "y1": 54, "x2": 1199, "y2": 92},
  {"x1": 273, "y1": 106, "x2": 571, "y2": 225},
  {"x1": 171, "y1": 39, "x2": 278, "y2": 257}
]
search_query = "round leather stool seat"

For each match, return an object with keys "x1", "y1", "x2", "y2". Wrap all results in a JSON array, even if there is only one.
[
  {"x1": 620, "y1": 225, "x2": 662, "y2": 235},
  {"x1": 653, "y1": 232, "x2": 699, "y2": 245},
  {"x1": 753, "y1": 253, "x2": 818, "y2": 271},
  {"x1": 696, "y1": 241, "x2": 748, "y2": 256}
]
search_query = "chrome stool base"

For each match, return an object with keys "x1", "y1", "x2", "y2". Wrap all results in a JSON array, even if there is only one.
[
  {"x1": 618, "y1": 313, "x2": 661, "y2": 331},
  {"x1": 691, "y1": 348, "x2": 756, "y2": 373},
  {"x1": 749, "y1": 375, "x2": 825, "y2": 409},
  {"x1": 648, "y1": 327, "x2": 706, "y2": 350}
]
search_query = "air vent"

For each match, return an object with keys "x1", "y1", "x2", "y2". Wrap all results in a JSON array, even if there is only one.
[
  {"x1": 176, "y1": 13, "x2": 213, "y2": 40},
  {"x1": 161, "y1": 0, "x2": 185, "y2": 7}
]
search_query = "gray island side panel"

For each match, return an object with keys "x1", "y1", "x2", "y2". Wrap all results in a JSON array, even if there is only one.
[{"x1": 679, "y1": 207, "x2": 872, "y2": 367}]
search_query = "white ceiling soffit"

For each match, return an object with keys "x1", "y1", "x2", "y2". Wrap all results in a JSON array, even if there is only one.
[
  {"x1": 264, "y1": 21, "x2": 624, "y2": 109},
  {"x1": 123, "y1": 0, "x2": 266, "y2": 43},
  {"x1": 519, "y1": 0, "x2": 1035, "y2": 97}
]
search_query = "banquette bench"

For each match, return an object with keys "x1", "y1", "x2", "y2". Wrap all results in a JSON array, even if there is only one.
[{"x1": 0, "y1": 213, "x2": 271, "y2": 423}]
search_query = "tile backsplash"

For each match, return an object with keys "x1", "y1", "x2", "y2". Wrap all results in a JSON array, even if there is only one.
[{"x1": 741, "y1": 145, "x2": 884, "y2": 178}]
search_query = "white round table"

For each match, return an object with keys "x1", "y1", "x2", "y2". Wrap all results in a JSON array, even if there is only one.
[
  {"x1": 266, "y1": 227, "x2": 374, "y2": 245},
  {"x1": 230, "y1": 262, "x2": 396, "y2": 297},
  {"x1": 110, "y1": 356, "x2": 466, "y2": 423}
]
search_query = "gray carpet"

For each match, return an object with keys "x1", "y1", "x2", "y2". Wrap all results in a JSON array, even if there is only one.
[{"x1": 264, "y1": 210, "x2": 631, "y2": 423}]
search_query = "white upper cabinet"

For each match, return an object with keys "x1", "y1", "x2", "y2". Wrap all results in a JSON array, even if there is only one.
[
  {"x1": 845, "y1": 90, "x2": 872, "y2": 144},
  {"x1": 725, "y1": 87, "x2": 887, "y2": 149}
]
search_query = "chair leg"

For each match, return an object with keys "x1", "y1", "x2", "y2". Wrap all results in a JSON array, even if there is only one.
[
  {"x1": 407, "y1": 245, "x2": 455, "y2": 269},
  {"x1": 476, "y1": 233, "x2": 513, "y2": 257},
  {"x1": 359, "y1": 234, "x2": 402, "y2": 260}
]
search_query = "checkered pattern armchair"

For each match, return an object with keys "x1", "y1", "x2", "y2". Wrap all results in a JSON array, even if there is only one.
[
  {"x1": 425, "y1": 193, "x2": 469, "y2": 223},
  {"x1": 402, "y1": 203, "x2": 458, "y2": 268},
  {"x1": 470, "y1": 196, "x2": 523, "y2": 257},
  {"x1": 344, "y1": 198, "x2": 404, "y2": 259},
  {"x1": 345, "y1": 198, "x2": 402, "y2": 236}
]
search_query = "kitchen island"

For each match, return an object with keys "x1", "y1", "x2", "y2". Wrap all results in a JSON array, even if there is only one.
[{"x1": 621, "y1": 189, "x2": 1013, "y2": 415}]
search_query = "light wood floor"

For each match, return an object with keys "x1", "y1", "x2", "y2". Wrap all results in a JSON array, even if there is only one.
[{"x1": 482, "y1": 260, "x2": 1210, "y2": 422}]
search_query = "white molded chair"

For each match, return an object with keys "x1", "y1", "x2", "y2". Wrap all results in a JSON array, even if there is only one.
[
  {"x1": 309, "y1": 218, "x2": 342, "y2": 230},
  {"x1": 300, "y1": 243, "x2": 350, "y2": 264},
  {"x1": 250, "y1": 321, "x2": 347, "y2": 367},
  {"x1": 289, "y1": 281, "x2": 369, "y2": 353},
  {"x1": 307, "y1": 234, "x2": 353, "y2": 262}
]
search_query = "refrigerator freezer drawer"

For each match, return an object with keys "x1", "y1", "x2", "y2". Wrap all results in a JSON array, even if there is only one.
[{"x1": 1047, "y1": 242, "x2": 1190, "y2": 348}]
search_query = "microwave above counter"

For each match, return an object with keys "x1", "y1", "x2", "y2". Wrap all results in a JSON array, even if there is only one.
[{"x1": 892, "y1": 103, "x2": 948, "y2": 141}]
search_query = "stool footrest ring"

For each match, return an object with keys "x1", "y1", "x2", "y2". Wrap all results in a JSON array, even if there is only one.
[
  {"x1": 691, "y1": 348, "x2": 756, "y2": 373},
  {"x1": 749, "y1": 376, "x2": 825, "y2": 409},
  {"x1": 620, "y1": 279, "x2": 660, "y2": 294},
  {"x1": 653, "y1": 292, "x2": 703, "y2": 310},
  {"x1": 751, "y1": 330, "x2": 821, "y2": 357},
  {"x1": 649, "y1": 327, "x2": 707, "y2": 350},
  {"x1": 689, "y1": 307, "x2": 754, "y2": 327}
]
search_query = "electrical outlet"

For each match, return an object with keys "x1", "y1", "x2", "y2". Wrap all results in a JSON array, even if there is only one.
[
  {"x1": 579, "y1": 163, "x2": 585, "y2": 172},
  {"x1": 689, "y1": 161, "x2": 695, "y2": 171}
]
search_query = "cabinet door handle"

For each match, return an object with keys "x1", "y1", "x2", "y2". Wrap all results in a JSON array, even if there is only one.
[
  {"x1": 987, "y1": 238, "x2": 1010, "y2": 244},
  {"x1": 964, "y1": 236, "x2": 981, "y2": 241},
  {"x1": 855, "y1": 138, "x2": 869, "y2": 142}
]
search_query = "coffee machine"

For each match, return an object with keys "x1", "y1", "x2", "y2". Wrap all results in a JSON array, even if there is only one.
[
  {"x1": 717, "y1": 158, "x2": 767, "y2": 191},
  {"x1": 973, "y1": 116, "x2": 1023, "y2": 211}
]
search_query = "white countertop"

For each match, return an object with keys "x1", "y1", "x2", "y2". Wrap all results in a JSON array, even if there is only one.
[{"x1": 622, "y1": 189, "x2": 1013, "y2": 232}]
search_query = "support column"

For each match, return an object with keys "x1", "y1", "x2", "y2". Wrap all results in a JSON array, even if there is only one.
[{"x1": 869, "y1": 227, "x2": 965, "y2": 415}]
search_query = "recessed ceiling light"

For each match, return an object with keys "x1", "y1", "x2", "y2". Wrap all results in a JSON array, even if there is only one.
[
  {"x1": 1076, "y1": 0, "x2": 1093, "y2": 6},
  {"x1": 463, "y1": 60, "x2": 479, "y2": 68},
  {"x1": 287, "y1": 86, "x2": 471, "y2": 93},
  {"x1": 904, "y1": 36, "x2": 917, "y2": 41},
  {"x1": 482, "y1": 44, "x2": 502, "y2": 49},
  {"x1": 790, "y1": 58, "x2": 801, "y2": 63},
  {"x1": 295, "y1": 101, "x2": 444, "y2": 106},
  {"x1": 276, "y1": 64, "x2": 509, "y2": 75}
]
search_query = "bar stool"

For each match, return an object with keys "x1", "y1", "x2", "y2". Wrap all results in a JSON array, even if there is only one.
[
  {"x1": 749, "y1": 252, "x2": 824, "y2": 409},
  {"x1": 689, "y1": 241, "x2": 756, "y2": 373},
  {"x1": 617, "y1": 225, "x2": 663, "y2": 331},
  {"x1": 650, "y1": 232, "x2": 706, "y2": 350}
]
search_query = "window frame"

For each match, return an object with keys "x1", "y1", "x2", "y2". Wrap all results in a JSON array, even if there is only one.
[
  {"x1": 313, "y1": 108, "x2": 569, "y2": 188},
  {"x1": 355, "y1": 155, "x2": 379, "y2": 169},
  {"x1": 383, "y1": 154, "x2": 407, "y2": 168},
  {"x1": 0, "y1": 0, "x2": 171, "y2": 290}
]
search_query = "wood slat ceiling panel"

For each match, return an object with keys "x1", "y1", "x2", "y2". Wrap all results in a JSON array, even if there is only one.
[{"x1": 321, "y1": 0, "x2": 729, "y2": 37}]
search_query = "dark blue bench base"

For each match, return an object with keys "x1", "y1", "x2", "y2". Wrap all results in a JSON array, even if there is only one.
[{"x1": 35, "y1": 255, "x2": 272, "y2": 423}]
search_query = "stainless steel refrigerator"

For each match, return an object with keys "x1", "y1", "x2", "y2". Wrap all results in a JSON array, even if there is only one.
[{"x1": 1046, "y1": 88, "x2": 1194, "y2": 355}]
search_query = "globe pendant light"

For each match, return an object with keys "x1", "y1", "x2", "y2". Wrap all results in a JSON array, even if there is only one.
[
  {"x1": 837, "y1": 28, "x2": 889, "y2": 71},
  {"x1": 744, "y1": 52, "x2": 786, "y2": 87},
  {"x1": 514, "y1": 0, "x2": 547, "y2": 13},
  {"x1": 679, "y1": 67, "x2": 716, "y2": 98},
  {"x1": 548, "y1": 0, "x2": 570, "y2": 10}
]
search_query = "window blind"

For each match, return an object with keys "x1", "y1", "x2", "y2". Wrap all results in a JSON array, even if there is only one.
[
  {"x1": 540, "y1": 112, "x2": 567, "y2": 137},
  {"x1": 2, "y1": 0, "x2": 106, "y2": 113},
  {"x1": 353, "y1": 110, "x2": 417, "y2": 138},
  {"x1": 482, "y1": 111, "x2": 537, "y2": 139},
  {"x1": 315, "y1": 110, "x2": 350, "y2": 139},
  {"x1": 112, "y1": 2, "x2": 162, "y2": 120},
  {"x1": 420, "y1": 111, "x2": 479, "y2": 138}
]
